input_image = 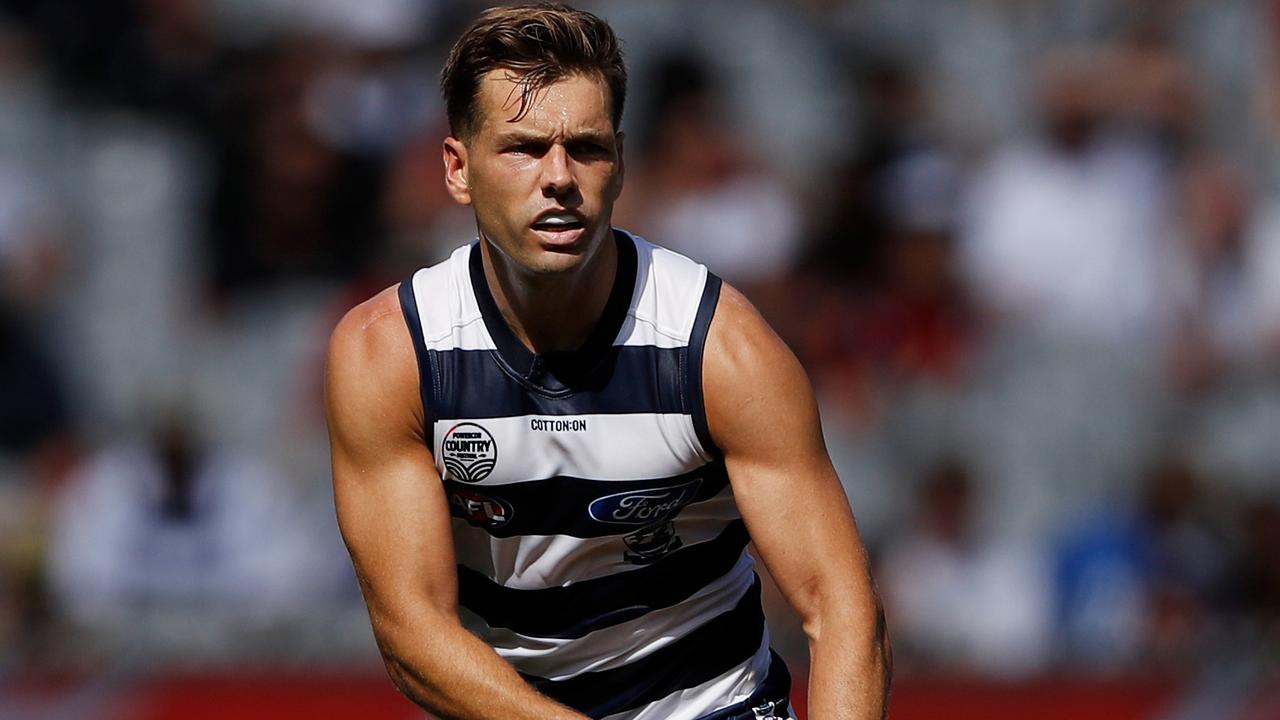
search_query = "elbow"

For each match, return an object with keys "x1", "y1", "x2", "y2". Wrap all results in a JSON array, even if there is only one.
[
  {"x1": 371, "y1": 623, "x2": 425, "y2": 696},
  {"x1": 374, "y1": 631, "x2": 456, "y2": 716},
  {"x1": 367, "y1": 608, "x2": 452, "y2": 712},
  {"x1": 874, "y1": 590, "x2": 893, "y2": 691},
  {"x1": 389, "y1": 653, "x2": 455, "y2": 714},
  {"x1": 801, "y1": 577, "x2": 893, "y2": 678},
  {"x1": 798, "y1": 576, "x2": 884, "y2": 648},
  {"x1": 857, "y1": 578, "x2": 893, "y2": 717},
  {"x1": 381, "y1": 651, "x2": 417, "y2": 696}
]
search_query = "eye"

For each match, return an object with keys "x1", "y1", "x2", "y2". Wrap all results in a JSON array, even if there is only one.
[
  {"x1": 568, "y1": 140, "x2": 610, "y2": 159},
  {"x1": 506, "y1": 142, "x2": 548, "y2": 157}
]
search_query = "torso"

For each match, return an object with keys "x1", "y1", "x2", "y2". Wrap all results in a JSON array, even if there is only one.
[{"x1": 398, "y1": 230, "x2": 788, "y2": 719}]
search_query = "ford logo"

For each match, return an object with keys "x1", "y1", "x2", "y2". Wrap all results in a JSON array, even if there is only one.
[{"x1": 588, "y1": 478, "x2": 702, "y2": 526}]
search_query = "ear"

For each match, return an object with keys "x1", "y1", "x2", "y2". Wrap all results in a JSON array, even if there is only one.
[{"x1": 443, "y1": 136, "x2": 472, "y2": 205}]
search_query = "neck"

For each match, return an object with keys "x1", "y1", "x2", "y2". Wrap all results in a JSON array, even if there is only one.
[{"x1": 480, "y1": 232, "x2": 619, "y2": 354}]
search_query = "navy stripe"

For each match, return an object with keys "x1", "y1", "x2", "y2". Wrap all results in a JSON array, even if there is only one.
[
  {"x1": 446, "y1": 461, "x2": 730, "y2": 538},
  {"x1": 523, "y1": 577, "x2": 766, "y2": 718},
  {"x1": 459, "y1": 519, "x2": 750, "y2": 638},
  {"x1": 431, "y1": 344, "x2": 687, "y2": 419},
  {"x1": 398, "y1": 277, "x2": 434, "y2": 429},
  {"x1": 688, "y1": 273, "x2": 723, "y2": 457}
]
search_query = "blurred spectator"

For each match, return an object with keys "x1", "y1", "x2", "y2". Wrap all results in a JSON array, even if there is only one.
[
  {"x1": 1227, "y1": 499, "x2": 1280, "y2": 630},
  {"x1": 47, "y1": 412, "x2": 327, "y2": 631},
  {"x1": 0, "y1": 306, "x2": 68, "y2": 457},
  {"x1": 1055, "y1": 456, "x2": 1229, "y2": 671},
  {"x1": 1249, "y1": 199, "x2": 1280, "y2": 358},
  {"x1": 613, "y1": 54, "x2": 802, "y2": 292},
  {"x1": 866, "y1": 152, "x2": 971, "y2": 381},
  {"x1": 1164, "y1": 154, "x2": 1280, "y2": 492},
  {"x1": 0, "y1": 163, "x2": 69, "y2": 457},
  {"x1": 801, "y1": 57, "x2": 936, "y2": 288},
  {"x1": 3, "y1": 0, "x2": 227, "y2": 128},
  {"x1": 801, "y1": 149, "x2": 972, "y2": 427},
  {"x1": 958, "y1": 46, "x2": 1178, "y2": 345},
  {"x1": 207, "y1": 37, "x2": 384, "y2": 298},
  {"x1": 378, "y1": 125, "x2": 476, "y2": 271},
  {"x1": 1166, "y1": 155, "x2": 1263, "y2": 392},
  {"x1": 0, "y1": 470, "x2": 48, "y2": 664},
  {"x1": 951, "y1": 44, "x2": 1190, "y2": 540},
  {"x1": 879, "y1": 460, "x2": 1054, "y2": 676}
]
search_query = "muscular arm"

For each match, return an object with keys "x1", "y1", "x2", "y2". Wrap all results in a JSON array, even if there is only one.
[
  {"x1": 325, "y1": 287, "x2": 589, "y2": 720},
  {"x1": 704, "y1": 284, "x2": 891, "y2": 720}
]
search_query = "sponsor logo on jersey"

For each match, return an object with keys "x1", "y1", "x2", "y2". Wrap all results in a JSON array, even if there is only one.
[
  {"x1": 529, "y1": 417, "x2": 588, "y2": 432},
  {"x1": 588, "y1": 478, "x2": 702, "y2": 526},
  {"x1": 449, "y1": 488, "x2": 513, "y2": 529},
  {"x1": 623, "y1": 520, "x2": 684, "y2": 565},
  {"x1": 441, "y1": 422, "x2": 497, "y2": 483}
]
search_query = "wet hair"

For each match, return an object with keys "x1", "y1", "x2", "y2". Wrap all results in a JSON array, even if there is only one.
[{"x1": 441, "y1": 3, "x2": 627, "y2": 139}]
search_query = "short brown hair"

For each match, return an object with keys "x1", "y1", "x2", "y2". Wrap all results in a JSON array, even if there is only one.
[{"x1": 441, "y1": 3, "x2": 627, "y2": 139}]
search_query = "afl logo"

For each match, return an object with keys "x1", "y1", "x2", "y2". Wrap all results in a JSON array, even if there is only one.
[
  {"x1": 449, "y1": 489, "x2": 513, "y2": 529},
  {"x1": 441, "y1": 423, "x2": 497, "y2": 483}
]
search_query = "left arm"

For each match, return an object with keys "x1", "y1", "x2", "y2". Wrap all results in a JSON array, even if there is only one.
[{"x1": 704, "y1": 283, "x2": 891, "y2": 720}]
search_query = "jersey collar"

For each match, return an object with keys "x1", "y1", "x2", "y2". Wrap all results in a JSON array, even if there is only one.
[{"x1": 469, "y1": 229, "x2": 638, "y2": 392}]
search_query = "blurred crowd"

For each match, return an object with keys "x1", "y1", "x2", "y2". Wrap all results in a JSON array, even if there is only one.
[{"x1": 1, "y1": 0, "x2": 1279, "y2": 696}]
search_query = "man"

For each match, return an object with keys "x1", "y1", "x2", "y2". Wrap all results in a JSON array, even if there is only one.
[{"x1": 325, "y1": 5, "x2": 889, "y2": 719}]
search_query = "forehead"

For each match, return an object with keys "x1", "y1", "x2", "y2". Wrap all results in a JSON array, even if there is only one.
[{"x1": 472, "y1": 70, "x2": 614, "y2": 137}]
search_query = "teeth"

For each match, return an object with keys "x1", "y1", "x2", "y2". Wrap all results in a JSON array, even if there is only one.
[{"x1": 538, "y1": 214, "x2": 578, "y2": 226}]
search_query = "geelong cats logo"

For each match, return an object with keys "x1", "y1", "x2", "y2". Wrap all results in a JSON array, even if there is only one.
[
  {"x1": 590, "y1": 478, "x2": 701, "y2": 565},
  {"x1": 623, "y1": 521, "x2": 683, "y2": 565},
  {"x1": 441, "y1": 423, "x2": 497, "y2": 483}
]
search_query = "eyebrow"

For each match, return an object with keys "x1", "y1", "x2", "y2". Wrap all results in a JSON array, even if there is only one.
[{"x1": 494, "y1": 128, "x2": 614, "y2": 145}]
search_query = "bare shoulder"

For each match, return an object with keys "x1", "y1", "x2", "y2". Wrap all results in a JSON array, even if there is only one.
[
  {"x1": 328, "y1": 285, "x2": 414, "y2": 373},
  {"x1": 704, "y1": 283, "x2": 812, "y2": 412},
  {"x1": 325, "y1": 284, "x2": 424, "y2": 444},
  {"x1": 703, "y1": 282, "x2": 817, "y2": 451}
]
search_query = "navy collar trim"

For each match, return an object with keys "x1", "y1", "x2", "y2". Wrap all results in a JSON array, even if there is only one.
[{"x1": 468, "y1": 229, "x2": 638, "y2": 391}]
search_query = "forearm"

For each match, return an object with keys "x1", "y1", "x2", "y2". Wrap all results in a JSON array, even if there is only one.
[
  {"x1": 804, "y1": 597, "x2": 891, "y2": 720},
  {"x1": 375, "y1": 611, "x2": 589, "y2": 720}
]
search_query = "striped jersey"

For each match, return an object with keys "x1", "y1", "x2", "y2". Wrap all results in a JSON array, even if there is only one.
[{"x1": 397, "y1": 229, "x2": 791, "y2": 720}]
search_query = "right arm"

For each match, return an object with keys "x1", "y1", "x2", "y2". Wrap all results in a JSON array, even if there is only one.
[{"x1": 325, "y1": 286, "x2": 589, "y2": 720}]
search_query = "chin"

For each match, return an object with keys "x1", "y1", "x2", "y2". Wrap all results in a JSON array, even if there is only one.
[
  {"x1": 523, "y1": 248, "x2": 591, "y2": 275},
  {"x1": 483, "y1": 224, "x2": 609, "y2": 276}
]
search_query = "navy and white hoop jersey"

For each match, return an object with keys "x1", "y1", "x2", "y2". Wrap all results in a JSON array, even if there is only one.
[{"x1": 397, "y1": 230, "x2": 792, "y2": 720}]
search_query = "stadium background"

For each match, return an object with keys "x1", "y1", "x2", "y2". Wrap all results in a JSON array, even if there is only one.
[{"x1": 1, "y1": 0, "x2": 1279, "y2": 717}]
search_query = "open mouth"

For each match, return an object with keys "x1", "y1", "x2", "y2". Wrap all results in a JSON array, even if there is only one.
[{"x1": 531, "y1": 212, "x2": 585, "y2": 233}]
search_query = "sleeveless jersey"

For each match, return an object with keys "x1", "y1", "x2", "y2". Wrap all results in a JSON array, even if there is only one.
[{"x1": 397, "y1": 229, "x2": 791, "y2": 720}]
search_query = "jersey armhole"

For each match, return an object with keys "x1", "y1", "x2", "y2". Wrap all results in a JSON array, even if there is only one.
[
  {"x1": 398, "y1": 275, "x2": 436, "y2": 436},
  {"x1": 687, "y1": 271, "x2": 723, "y2": 459}
]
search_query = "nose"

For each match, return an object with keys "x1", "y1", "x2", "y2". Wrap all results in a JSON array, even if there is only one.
[{"x1": 541, "y1": 144, "x2": 576, "y2": 198}]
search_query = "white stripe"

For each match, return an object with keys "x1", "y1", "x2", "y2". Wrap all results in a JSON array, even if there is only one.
[
  {"x1": 429, "y1": 313, "x2": 494, "y2": 351},
  {"x1": 600, "y1": 631, "x2": 774, "y2": 720},
  {"x1": 410, "y1": 244, "x2": 497, "y2": 352},
  {"x1": 452, "y1": 485, "x2": 742, "y2": 589},
  {"x1": 614, "y1": 313, "x2": 691, "y2": 349},
  {"x1": 475, "y1": 553, "x2": 756, "y2": 678},
  {"x1": 435, "y1": 413, "x2": 712, "y2": 484},
  {"x1": 625, "y1": 234, "x2": 711, "y2": 346},
  {"x1": 410, "y1": 235, "x2": 713, "y2": 353}
]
